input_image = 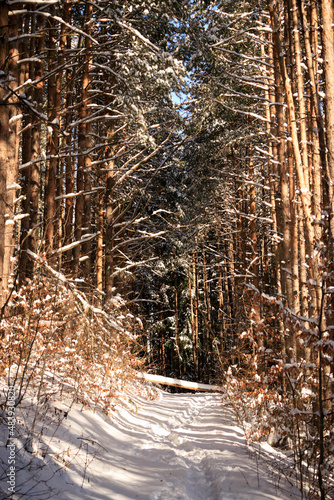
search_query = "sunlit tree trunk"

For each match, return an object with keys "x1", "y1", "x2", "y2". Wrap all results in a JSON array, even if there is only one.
[
  {"x1": 18, "y1": 10, "x2": 44, "y2": 283},
  {"x1": 96, "y1": 187, "x2": 104, "y2": 303},
  {"x1": 269, "y1": 0, "x2": 320, "y2": 321},
  {"x1": 319, "y1": 0, "x2": 334, "y2": 451},
  {"x1": 320, "y1": 0, "x2": 334, "y2": 243},
  {"x1": 300, "y1": 0, "x2": 327, "y2": 194},
  {"x1": 249, "y1": 149, "x2": 260, "y2": 306},
  {"x1": 44, "y1": 7, "x2": 62, "y2": 259},
  {"x1": 105, "y1": 123, "x2": 116, "y2": 300},
  {"x1": 217, "y1": 254, "x2": 224, "y2": 355},
  {"x1": 82, "y1": 8, "x2": 93, "y2": 283},
  {"x1": 74, "y1": 3, "x2": 93, "y2": 282},
  {"x1": 0, "y1": 5, "x2": 20, "y2": 308},
  {"x1": 19, "y1": 11, "x2": 31, "y2": 284},
  {"x1": 272, "y1": 39, "x2": 293, "y2": 316},
  {"x1": 63, "y1": 2, "x2": 74, "y2": 269}
]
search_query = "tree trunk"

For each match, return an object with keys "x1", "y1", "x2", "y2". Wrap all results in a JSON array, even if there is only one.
[
  {"x1": 269, "y1": 0, "x2": 319, "y2": 320},
  {"x1": 18, "y1": 11, "x2": 31, "y2": 284},
  {"x1": 105, "y1": 133, "x2": 116, "y2": 301},
  {"x1": 202, "y1": 244, "x2": 210, "y2": 377},
  {"x1": 82, "y1": 4, "x2": 93, "y2": 283},
  {"x1": 44, "y1": 7, "x2": 61, "y2": 259},
  {"x1": 62, "y1": 0, "x2": 74, "y2": 272},
  {"x1": 320, "y1": 0, "x2": 334, "y2": 248},
  {"x1": 174, "y1": 275, "x2": 180, "y2": 378},
  {"x1": 0, "y1": 5, "x2": 20, "y2": 309},
  {"x1": 192, "y1": 250, "x2": 199, "y2": 379}
]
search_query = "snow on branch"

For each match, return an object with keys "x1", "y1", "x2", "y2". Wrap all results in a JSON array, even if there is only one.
[
  {"x1": 52, "y1": 232, "x2": 100, "y2": 255},
  {"x1": 114, "y1": 136, "x2": 171, "y2": 188},
  {"x1": 213, "y1": 98, "x2": 271, "y2": 123},
  {"x1": 8, "y1": 0, "x2": 60, "y2": 4},
  {"x1": 25, "y1": 250, "x2": 124, "y2": 332},
  {"x1": 110, "y1": 231, "x2": 168, "y2": 255},
  {"x1": 21, "y1": 10, "x2": 99, "y2": 46},
  {"x1": 214, "y1": 47, "x2": 273, "y2": 68},
  {"x1": 110, "y1": 257, "x2": 159, "y2": 279},
  {"x1": 214, "y1": 82, "x2": 269, "y2": 103},
  {"x1": 117, "y1": 21, "x2": 160, "y2": 54}
]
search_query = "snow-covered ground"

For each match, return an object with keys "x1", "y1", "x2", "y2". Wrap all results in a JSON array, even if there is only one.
[{"x1": 1, "y1": 389, "x2": 301, "y2": 499}]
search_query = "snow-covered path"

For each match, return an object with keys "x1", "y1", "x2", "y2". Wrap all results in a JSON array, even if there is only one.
[{"x1": 51, "y1": 391, "x2": 300, "y2": 500}]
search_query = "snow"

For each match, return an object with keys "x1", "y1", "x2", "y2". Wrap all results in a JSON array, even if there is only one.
[
  {"x1": 6, "y1": 183, "x2": 21, "y2": 191},
  {"x1": 1, "y1": 390, "x2": 301, "y2": 499}
]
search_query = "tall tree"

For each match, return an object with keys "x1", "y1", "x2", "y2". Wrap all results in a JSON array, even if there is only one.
[{"x1": 0, "y1": 4, "x2": 20, "y2": 309}]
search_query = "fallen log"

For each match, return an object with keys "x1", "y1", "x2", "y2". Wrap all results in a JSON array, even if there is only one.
[{"x1": 136, "y1": 372, "x2": 222, "y2": 392}]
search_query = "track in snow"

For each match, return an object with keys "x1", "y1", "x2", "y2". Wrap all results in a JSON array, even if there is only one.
[{"x1": 51, "y1": 391, "x2": 301, "y2": 500}]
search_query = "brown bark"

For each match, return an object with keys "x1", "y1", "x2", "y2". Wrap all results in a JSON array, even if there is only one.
[
  {"x1": 264, "y1": 38, "x2": 283, "y2": 304},
  {"x1": 174, "y1": 275, "x2": 180, "y2": 378},
  {"x1": 192, "y1": 250, "x2": 199, "y2": 379},
  {"x1": 291, "y1": 0, "x2": 309, "y2": 188},
  {"x1": 19, "y1": 11, "x2": 44, "y2": 282},
  {"x1": 105, "y1": 126, "x2": 116, "y2": 300},
  {"x1": 44, "y1": 8, "x2": 61, "y2": 258},
  {"x1": 217, "y1": 254, "x2": 225, "y2": 354},
  {"x1": 269, "y1": 0, "x2": 320, "y2": 319},
  {"x1": 96, "y1": 187, "x2": 104, "y2": 303},
  {"x1": 248, "y1": 151, "x2": 262, "y2": 351},
  {"x1": 299, "y1": 0, "x2": 327, "y2": 190},
  {"x1": 159, "y1": 308, "x2": 166, "y2": 377},
  {"x1": 319, "y1": 0, "x2": 334, "y2": 426},
  {"x1": 64, "y1": 130, "x2": 74, "y2": 258},
  {"x1": 63, "y1": 0, "x2": 74, "y2": 270},
  {"x1": 188, "y1": 261, "x2": 195, "y2": 348},
  {"x1": 202, "y1": 244, "x2": 210, "y2": 374},
  {"x1": 82, "y1": 5, "x2": 93, "y2": 282},
  {"x1": 0, "y1": 3, "x2": 10, "y2": 308},
  {"x1": 0, "y1": 5, "x2": 20, "y2": 308},
  {"x1": 320, "y1": 0, "x2": 334, "y2": 234},
  {"x1": 274, "y1": 37, "x2": 293, "y2": 312},
  {"x1": 74, "y1": 3, "x2": 93, "y2": 282},
  {"x1": 18, "y1": 13, "x2": 31, "y2": 284}
]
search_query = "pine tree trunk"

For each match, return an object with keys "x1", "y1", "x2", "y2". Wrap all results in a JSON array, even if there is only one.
[
  {"x1": 62, "y1": 0, "x2": 74, "y2": 270},
  {"x1": 96, "y1": 187, "x2": 104, "y2": 303},
  {"x1": 105, "y1": 141, "x2": 116, "y2": 300},
  {"x1": 44, "y1": 7, "x2": 61, "y2": 259},
  {"x1": 291, "y1": 0, "x2": 309, "y2": 188},
  {"x1": 249, "y1": 152, "x2": 259, "y2": 287},
  {"x1": 202, "y1": 244, "x2": 210, "y2": 377},
  {"x1": 264, "y1": 38, "x2": 283, "y2": 305},
  {"x1": 18, "y1": 11, "x2": 31, "y2": 284},
  {"x1": 269, "y1": 0, "x2": 319, "y2": 320},
  {"x1": 192, "y1": 250, "x2": 199, "y2": 379},
  {"x1": 19, "y1": 11, "x2": 44, "y2": 282},
  {"x1": 300, "y1": 0, "x2": 327, "y2": 187},
  {"x1": 74, "y1": 4, "x2": 93, "y2": 281},
  {"x1": 81, "y1": 4, "x2": 93, "y2": 283},
  {"x1": 320, "y1": 0, "x2": 334, "y2": 246},
  {"x1": 174, "y1": 275, "x2": 180, "y2": 378},
  {"x1": 0, "y1": 3, "x2": 10, "y2": 308},
  {"x1": 217, "y1": 251, "x2": 225, "y2": 356},
  {"x1": 0, "y1": 5, "x2": 20, "y2": 308}
]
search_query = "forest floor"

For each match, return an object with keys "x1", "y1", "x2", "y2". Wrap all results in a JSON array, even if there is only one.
[{"x1": 0, "y1": 388, "x2": 303, "y2": 499}]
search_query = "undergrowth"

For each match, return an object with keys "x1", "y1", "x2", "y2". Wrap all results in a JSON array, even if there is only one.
[
  {"x1": 221, "y1": 289, "x2": 334, "y2": 500},
  {"x1": 0, "y1": 259, "x2": 156, "y2": 498}
]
